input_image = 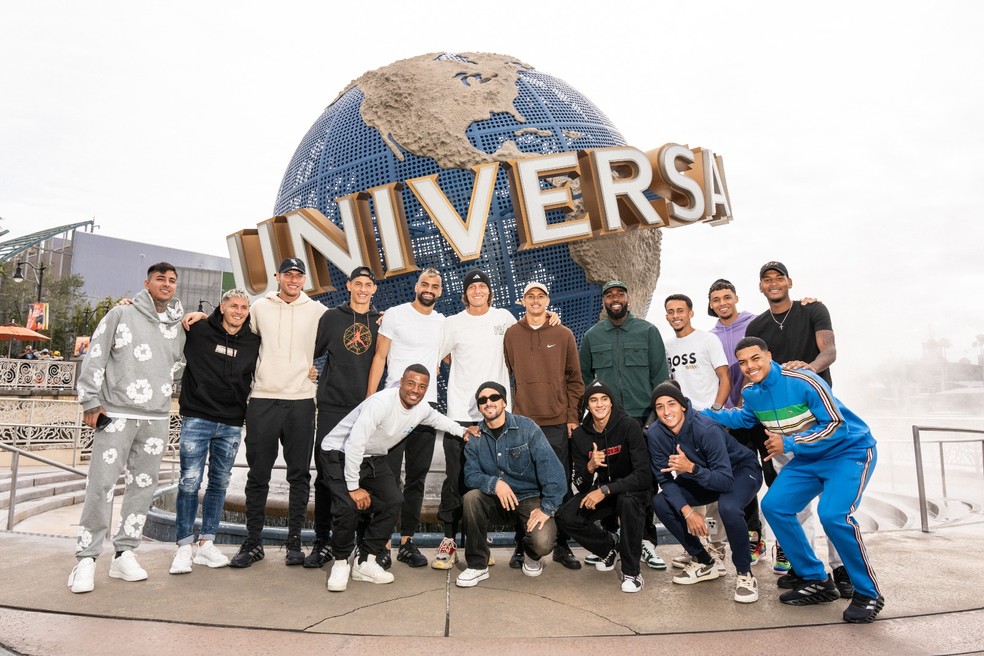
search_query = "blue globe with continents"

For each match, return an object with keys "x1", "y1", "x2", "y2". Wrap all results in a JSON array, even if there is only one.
[{"x1": 272, "y1": 52, "x2": 662, "y2": 344}]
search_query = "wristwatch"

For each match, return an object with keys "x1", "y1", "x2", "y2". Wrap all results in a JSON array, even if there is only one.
[
  {"x1": 600, "y1": 485, "x2": 611, "y2": 496},
  {"x1": 711, "y1": 403, "x2": 723, "y2": 411},
  {"x1": 690, "y1": 463, "x2": 700, "y2": 476}
]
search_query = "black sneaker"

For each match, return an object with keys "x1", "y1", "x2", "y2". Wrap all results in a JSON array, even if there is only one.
[
  {"x1": 595, "y1": 547, "x2": 619, "y2": 572},
  {"x1": 552, "y1": 543, "x2": 582, "y2": 570},
  {"x1": 378, "y1": 548, "x2": 392, "y2": 570},
  {"x1": 842, "y1": 593, "x2": 885, "y2": 624},
  {"x1": 303, "y1": 538, "x2": 333, "y2": 569},
  {"x1": 284, "y1": 535, "x2": 305, "y2": 566},
  {"x1": 509, "y1": 543, "x2": 524, "y2": 569},
  {"x1": 777, "y1": 567, "x2": 803, "y2": 589},
  {"x1": 832, "y1": 565, "x2": 854, "y2": 598},
  {"x1": 229, "y1": 540, "x2": 265, "y2": 568},
  {"x1": 779, "y1": 574, "x2": 841, "y2": 605},
  {"x1": 396, "y1": 539, "x2": 427, "y2": 567}
]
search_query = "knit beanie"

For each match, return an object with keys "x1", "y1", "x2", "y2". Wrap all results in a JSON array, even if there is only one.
[
  {"x1": 651, "y1": 380, "x2": 687, "y2": 407},
  {"x1": 475, "y1": 380, "x2": 508, "y2": 401}
]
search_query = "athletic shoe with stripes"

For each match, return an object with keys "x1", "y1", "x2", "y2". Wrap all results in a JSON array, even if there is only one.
[
  {"x1": 843, "y1": 593, "x2": 885, "y2": 623},
  {"x1": 779, "y1": 574, "x2": 840, "y2": 605}
]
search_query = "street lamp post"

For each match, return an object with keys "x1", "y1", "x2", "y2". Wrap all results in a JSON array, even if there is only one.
[{"x1": 12, "y1": 261, "x2": 46, "y2": 303}]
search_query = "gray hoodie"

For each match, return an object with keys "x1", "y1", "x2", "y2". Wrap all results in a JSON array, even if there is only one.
[{"x1": 77, "y1": 290, "x2": 186, "y2": 418}]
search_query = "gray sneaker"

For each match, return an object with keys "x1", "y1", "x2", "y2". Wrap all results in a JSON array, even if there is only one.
[{"x1": 521, "y1": 554, "x2": 543, "y2": 577}]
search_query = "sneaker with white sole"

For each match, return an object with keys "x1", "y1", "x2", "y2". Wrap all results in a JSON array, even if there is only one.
[
  {"x1": 672, "y1": 560, "x2": 720, "y2": 585},
  {"x1": 432, "y1": 537, "x2": 457, "y2": 570},
  {"x1": 352, "y1": 553, "x2": 395, "y2": 584},
  {"x1": 641, "y1": 539, "x2": 666, "y2": 570},
  {"x1": 67, "y1": 557, "x2": 96, "y2": 593},
  {"x1": 194, "y1": 541, "x2": 230, "y2": 568},
  {"x1": 522, "y1": 553, "x2": 543, "y2": 577},
  {"x1": 621, "y1": 573, "x2": 644, "y2": 593},
  {"x1": 735, "y1": 573, "x2": 759, "y2": 603},
  {"x1": 325, "y1": 559, "x2": 351, "y2": 592},
  {"x1": 170, "y1": 544, "x2": 194, "y2": 574},
  {"x1": 596, "y1": 546, "x2": 619, "y2": 572},
  {"x1": 109, "y1": 551, "x2": 148, "y2": 582},
  {"x1": 455, "y1": 567, "x2": 490, "y2": 588},
  {"x1": 584, "y1": 553, "x2": 602, "y2": 565},
  {"x1": 671, "y1": 552, "x2": 692, "y2": 569}
]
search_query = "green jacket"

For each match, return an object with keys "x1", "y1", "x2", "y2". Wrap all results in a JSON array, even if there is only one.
[{"x1": 578, "y1": 313, "x2": 669, "y2": 420}]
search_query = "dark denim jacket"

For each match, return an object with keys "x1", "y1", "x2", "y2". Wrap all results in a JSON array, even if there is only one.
[{"x1": 463, "y1": 412, "x2": 566, "y2": 516}]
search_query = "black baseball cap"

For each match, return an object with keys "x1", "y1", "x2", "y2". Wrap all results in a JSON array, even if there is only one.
[
  {"x1": 278, "y1": 258, "x2": 305, "y2": 274},
  {"x1": 759, "y1": 261, "x2": 789, "y2": 278},
  {"x1": 349, "y1": 266, "x2": 375, "y2": 282}
]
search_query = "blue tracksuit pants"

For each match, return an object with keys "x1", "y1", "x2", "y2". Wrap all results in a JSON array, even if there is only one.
[{"x1": 761, "y1": 446, "x2": 880, "y2": 598}]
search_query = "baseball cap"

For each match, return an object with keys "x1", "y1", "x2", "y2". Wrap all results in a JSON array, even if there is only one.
[
  {"x1": 759, "y1": 261, "x2": 789, "y2": 278},
  {"x1": 349, "y1": 266, "x2": 375, "y2": 282},
  {"x1": 278, "y1": 258, "x2": 305, "y2": 275},
  {"x1": 602, "y1": 280, "x2": 628, "y2": 294},
  {"x1": 522, "y1": 281, "x2": 549, "y2": 296}
]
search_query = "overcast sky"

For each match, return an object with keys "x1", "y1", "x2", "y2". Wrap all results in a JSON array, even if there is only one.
[{"x1": 2, "y1": 1, "x2": 982, "y2": 391}]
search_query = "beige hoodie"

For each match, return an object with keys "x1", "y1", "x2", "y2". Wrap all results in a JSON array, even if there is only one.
[{"x1": 250, "y1": 291, "x2": 327, "y2": 400}]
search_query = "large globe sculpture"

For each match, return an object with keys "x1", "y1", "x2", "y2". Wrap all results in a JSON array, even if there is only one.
[{"x1": 273, "y1": 52, "x2": 662, "y2": 348}]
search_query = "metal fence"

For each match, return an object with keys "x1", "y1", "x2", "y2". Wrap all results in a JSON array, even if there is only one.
[
  {"x1": 0, "y1": 359, "x2": 77, "y2": 390},
  {"x1": 912, "y1": 425, "x2": 984, "y2": 533}
]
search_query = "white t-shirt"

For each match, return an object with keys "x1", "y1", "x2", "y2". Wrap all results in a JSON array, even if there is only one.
[
  {"x1": 378, "y1": 302, "x2": 445, "y2": 404},
  {"x1": 321, "y1": 387, "x2": 466, "y2": 490},
  {"x1": 665, "y1": 329, "x2": 728, "y2": 410},
  {"x1": 440, "y1": 307, "x2": 516, "y2": 421}
]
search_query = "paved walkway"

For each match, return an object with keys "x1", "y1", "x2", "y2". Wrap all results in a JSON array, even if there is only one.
[{"x1": 2, "y1": 524, "x2": 983, "y2": 655}]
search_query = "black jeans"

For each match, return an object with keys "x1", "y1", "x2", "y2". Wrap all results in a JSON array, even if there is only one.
[
  {"x1": 323, "y1": 450, "x2": 403, "y2": 559},
  {"x1": 555, "y1": 490, "x2": 648, "y2": 577},
  {"x1": 462, "y1": 490, "x2": 556, "y2": 569},
  {"x1": 386, "y1": 419, "x2": 437, "y2": 537},
  {"x1": 312, "y1": 407, "x2": 351, "y2": 540},
  {"x1": 652, "y1": 462, "x2": 762, "y2": 574},
  {"x1": 436, "y1": 425, "x2": 474, "y2": 537},
  {"x1": 243, "y1": 398, "x2": 315, "y2": 541}
]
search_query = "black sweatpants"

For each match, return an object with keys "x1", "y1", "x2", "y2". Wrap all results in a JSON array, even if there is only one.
[{"x1": 323, "y1": 450, "x2": 403, "y2": 559}]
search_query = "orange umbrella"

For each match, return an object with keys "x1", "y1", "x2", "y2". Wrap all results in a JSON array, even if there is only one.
[{"x1": 0, "y1": 324, "x2": 50, "y2": 341}]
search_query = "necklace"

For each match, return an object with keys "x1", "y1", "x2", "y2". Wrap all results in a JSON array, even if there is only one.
[{"x1": 769, "y1": 304, "x2": 793, "y2": 331}]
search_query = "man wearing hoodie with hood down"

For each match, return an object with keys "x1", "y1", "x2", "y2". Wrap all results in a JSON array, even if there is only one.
[
  {"x1": 68, "y1": 262, "x2": 187, "y2": 593},
  {"x1": 169, "y1": 288, "x2": 260, "y2": 575},
  {"x1": 648, "y1": 380, "x2": 763, "y2": 604},
  {"x1": 555, "y1": 380, "x2": 652, "y2": 593}
]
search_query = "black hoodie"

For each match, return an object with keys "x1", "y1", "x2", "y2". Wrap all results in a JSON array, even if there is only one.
[
  {"x1": 570, "y1": 400, "x2": 652, "y2": 497},
  {"x1": 316, "y1": 302, "x2": 381, "y2": 412},
  {"x1": 179, "y1": 307, "x2": 260, "y2": 426}
]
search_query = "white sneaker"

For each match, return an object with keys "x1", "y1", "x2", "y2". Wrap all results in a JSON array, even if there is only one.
[
  {"x1": 672, "y1": 560, "x2": 720, "y2": 585},
  {"x1": 170, "y1": 544, "x2": 193, "y2": 574},
  {"x1": 455, "y1": 567, "x2": 490, "y2": 588},
  {"x1": 68, "y1": 557, "x2": 95, "y2": 593},
  {"x1": 621, "y1": 573, "x2": 644, "y2": 593},
  {"x1": 431, "y1": 537, "x2": 457, "y2": 570},
  {"x1": 641, "y1": 539, "x2": 666, "y2": 570},
  {"x1": 352, "y1": 554, "x2": 395, "y2": 585},
  {"x1": 522, "y1": 554, "x2": 543, "y2": 577},
  {"x1": 707, "y1": 540, "x2": 727, "y2": 574},
  {"x1": 193, "y1": 541, "x2": 230, "y2": 568},
  {"x1": 109, "y1": 551, "x2": 148, "y2": 582},
  {"x1": 735, "y1": 573, "x2": 759, "y2": 603},
  {"x1": 671, "y1": 551, "x2": 692, "y2": 569},
  {"x1": 325, "y1": 559, "x2": 351, "y2": 592}
]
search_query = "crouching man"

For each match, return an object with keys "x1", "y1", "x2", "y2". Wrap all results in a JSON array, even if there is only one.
[
  {"x1": 455, "y1": 382, "x2": 566, "y2": 587},
  {"x1": 320, "y1": 365, "x2": 478, "y2": 592},
  {"x1": 649, "y1": 381, "x2": 763, "y2": 604},
  {"x1": 555, "y1": 380, "x2": 652, "y2": 592}
]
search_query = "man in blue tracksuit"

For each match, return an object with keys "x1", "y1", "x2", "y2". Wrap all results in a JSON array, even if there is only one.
[{"x1": 702, "y1": 336, "x2": 884, "y2": 624}]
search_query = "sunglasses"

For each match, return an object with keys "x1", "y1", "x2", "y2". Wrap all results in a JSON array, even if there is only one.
[{"x1": 477, "y1": 393, "x2": 504, "y2": 405}]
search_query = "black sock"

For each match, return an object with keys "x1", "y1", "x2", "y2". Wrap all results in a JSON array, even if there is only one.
[
  {"x1": 696, "y1": 550, "x2": 714, "y2": 566},
  {"x1": 115, "y1": 550, "x2": 124, "y2": 559}
]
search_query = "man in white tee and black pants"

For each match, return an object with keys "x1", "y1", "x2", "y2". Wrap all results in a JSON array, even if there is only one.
[
  {"x1": 321, "y1": 364, "x2": 478, "y2": 591},
  {"x1": 366, "y1": 268, "x2": 446, "y2": 567}
]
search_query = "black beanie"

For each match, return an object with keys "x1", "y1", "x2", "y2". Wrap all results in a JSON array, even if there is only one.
[
  {"x1": 651, "y1": 380, "x2": 687, "y2": 407},
  {"x1": 584, "y1": 379, "x2": 616, "y2": 403},
  {"x1": 475, "y1": 380, "x2": 507, "y2": 401},
  {"x1": 463, "y1": 268, "x2": 492, "y2": 290}
]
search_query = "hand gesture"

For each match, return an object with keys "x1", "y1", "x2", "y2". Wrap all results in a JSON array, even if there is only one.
[
  {"x1": 662, "y1": 444, "x2": 695, "y2": 474},
  {"x1": 763, "y1": 430, "x2": 785, "y2": 461},
  {"x1": 587, "y1": 442, "x2": 607, "y2": 473}
]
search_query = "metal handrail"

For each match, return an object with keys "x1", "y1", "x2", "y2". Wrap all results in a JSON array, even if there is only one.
[
  {"x1": 912, "y1": 426, "x2": 984, "y2": 533},
  {"x1": 1, "y1": 441, "x2": 87, "y2": 530}
]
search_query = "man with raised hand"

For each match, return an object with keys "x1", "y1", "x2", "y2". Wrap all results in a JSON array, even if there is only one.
[{"x1": 69, "y1": 262, "x2": 186, "y2": 594}]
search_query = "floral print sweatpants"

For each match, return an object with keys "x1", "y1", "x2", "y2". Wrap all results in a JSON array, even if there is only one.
[{"x1": 75, "y1": 417, "x2": 168, "y2": 560}]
